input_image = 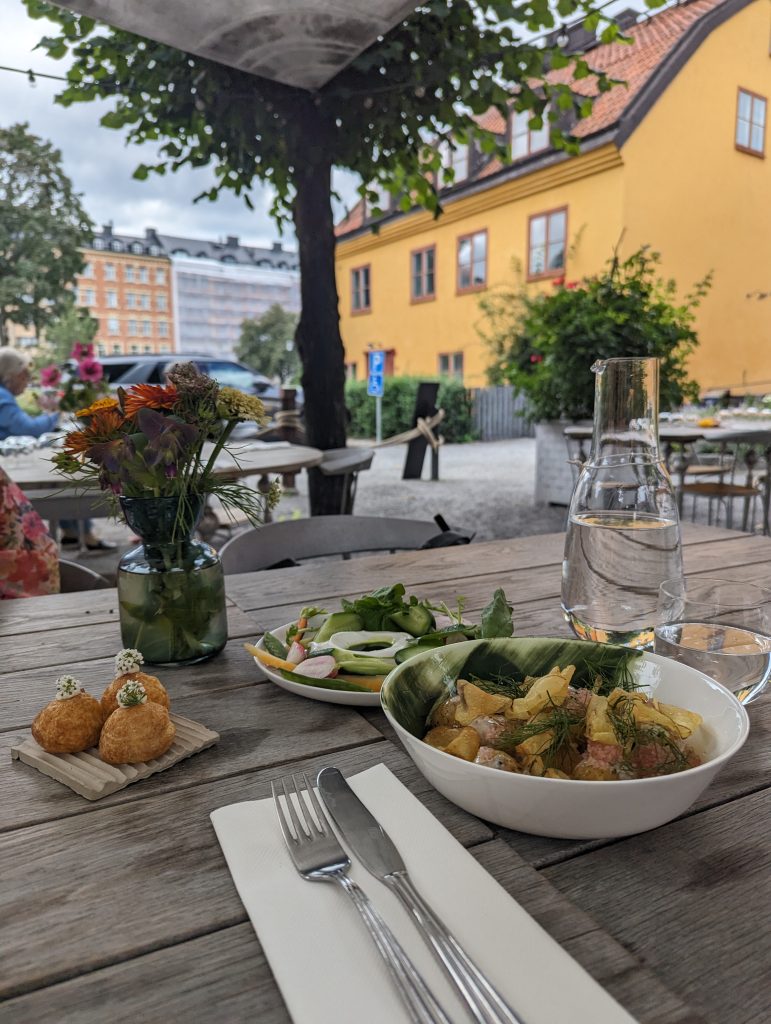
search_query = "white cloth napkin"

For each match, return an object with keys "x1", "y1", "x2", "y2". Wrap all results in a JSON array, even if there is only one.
[{"x1": 211, "y1": 764, "x2": 637, "y2": 1024}]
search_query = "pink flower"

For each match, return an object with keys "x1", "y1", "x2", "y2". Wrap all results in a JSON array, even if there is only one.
[
  {"x1": 77, "y1": 358, "x2": 104, "y2": 383},
  {"x1": 529, "y1": 354, "x2": 543, "y2": 364},
  {"x1": 565, "y1": 281, "x2": 579, "y2": 290},
  {"x1": 551, "y1": 276, "x2": 565, "y2": 288},
  {"x1": 40, "y1": 365, "x2": 62, "y2": 387},
  {"x1": 71, "y1": 342, "x2": 94, "y2": 361}
]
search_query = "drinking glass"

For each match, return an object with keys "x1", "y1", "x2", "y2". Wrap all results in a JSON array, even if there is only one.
[{"x1": 654, "y1": 577, "x2": 771, "y2": 704}]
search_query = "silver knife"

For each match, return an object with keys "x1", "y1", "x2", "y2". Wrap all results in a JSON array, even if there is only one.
[{"x1": 317, "y1": 767, "x2": 526, "y2": 1024}]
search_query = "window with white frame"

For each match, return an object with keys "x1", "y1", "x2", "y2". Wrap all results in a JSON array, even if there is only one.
[
  {"x1": 138, "y1": 266, "x2": 149, "y2": 283},
  {"x1": 158, "y1": 321, "x2": 169, "y2": 337},
  {"x1": 155, "y1": 293, "x2": 168, "y2": 311},
  {"x1": 93, "y1": 238, "x2": 105, "y2": 250},
  {"x1": 128, "y1": 320, "x2": 138, "y2": 336},
  {"x1": 104, "y1": 263, "x2": 116, "y2": 281},
  {"x1": 411, "y1": 246, "x2": 436, "y2": 301},
  {"x1": 106, "y1": 290, "x2": 118, "y2": 308},
  {"x1": 142, "y1": 320, "x2": 152, "y2": 337},
  {"x1": 107, "y1": 317, "x2": 120, "y2": 335},
  {"x1": 155, "y1": 268, "x2": 166, "y2": 285},
  {"x1": 81, "y1": 262, "x2": 94, "y2": 278},
  {"x1": 112, "y1": 343, "x2": 122, "y2": 353},
  {"x1": 736, "y1": 88, "x2": 767, "y2": 156},
  {"x1": 130, "y1": 344, "x2": 139, "y2": 354},
  {"x1": 125, "y1": 265, "x2": 135, "y2": 282},
  {"x1": 456, "y1": 231, "x2": 487, "y2": 292},
  {"x1": 351, "y1": 266, "x2": 371, "y2": 312},
  {"x1": 528, "y1": 208, "x2": 567, "y2": 278},
  {"x1": 126, "y1": 293, "x2": 136, "y2": 309},
  {"x1": 511, "y1": 107, "x2": 550, "y2": 159},
  {"x1": 438, "y1": 352, "x2": 464, "y2": 380},
  {"x1": 140, "y1": 294, "x2": 150, "y2": 310}
]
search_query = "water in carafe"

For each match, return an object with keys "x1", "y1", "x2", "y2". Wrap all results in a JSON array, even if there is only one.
[{"x1": 561, "y1": 358, "x2": 684, "y2": 648}]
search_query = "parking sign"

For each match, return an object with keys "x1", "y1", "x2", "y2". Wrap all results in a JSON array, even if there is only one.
[
  {"x1": 367, "y1": 372, "x2": 384, "y2": 397},
  {"x1": 368, "y1": 350, "x2": 385, "y2": 375}
]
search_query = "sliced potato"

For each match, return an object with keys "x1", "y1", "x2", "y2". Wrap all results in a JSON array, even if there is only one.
[
  {"x1": 651, "y1": 700, "x2": 703, "y2": 739},
  {"x1": 506, "y1": 665, "x2": 574, "y2": 720},
  {"x1": 444, "y1": 726, "x2": 481, "y2": 762},
  {"x1": 585, "y1": 694, "x2": 616, "y2": 745},
  {"x1": 424, "y1": 726, "x2": 463, "y2": 750},
  {"x1": 454, "y1": 679, "x2": 511, "y2": 726}
]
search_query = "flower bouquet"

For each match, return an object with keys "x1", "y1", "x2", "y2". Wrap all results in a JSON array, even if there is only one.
[
  {"x1": 52, "y1": 362, "x2": 280, "y2": 665},
  {"x1": 40, "y1": 343, "x2": 109, "y2": 414}
]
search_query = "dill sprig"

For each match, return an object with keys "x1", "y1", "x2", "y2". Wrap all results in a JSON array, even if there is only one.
[
  {"x1": 496, "y1": 699, "x2": 586, "y2": 769},
  {"x1": 468, "y1": 671, "x2": 528, "y2": 700},
  {"x1": 572, "y1": 647, "x2": 642, "y2": 695},
  {"x1": 608, "y1": 697, "x2": 689, "y2": 776}
]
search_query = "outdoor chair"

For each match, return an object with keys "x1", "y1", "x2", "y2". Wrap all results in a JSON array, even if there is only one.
[
  {"x1": 58, "y1": 559, "x2": 112, "y2": 592},
  {"x1": 219, "y1": 514, "x2": 470, "y2": 574},
  {"x1": 317, "y1": 447, "x2": 375, "y2": 514},
  {"x1": 680, "y1": 441, "x2": 765, "y2": 532}
]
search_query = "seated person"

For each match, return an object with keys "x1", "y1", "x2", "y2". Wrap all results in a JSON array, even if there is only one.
[
  {"x1": 0, "y1": 347, "x2": 114, "y2": 551},
  {"x1": 0, "y1": 465, "x2": 60, "y2": 599}
]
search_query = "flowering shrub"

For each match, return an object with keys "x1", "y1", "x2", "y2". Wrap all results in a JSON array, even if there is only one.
[
  {"x1": 40, "y1": 343, "x2": 109, "y2": 413},
  {"x1": 51, "y1": 362, "x2": 280, "y2": 527},
  {"x1": 479, "y1": 248, "x2": 711, "y2": 422}
]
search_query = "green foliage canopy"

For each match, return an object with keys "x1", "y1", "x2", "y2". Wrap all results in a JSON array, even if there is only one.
[
  {"x1": 346, "y1": 376, "x2": 474, "y2": 443},
  {"x1": 0, "y1": 122, "x2": 93, "y2": 343},
  {"x1": 42, "y1": 301, "x2": 99, "y2": 363},
  {"x1": 480, "y1": 248, "x2": 711, "y2": 421},
  {"x1": 236, "y1": 304, "x2": 300, "y2": 383},
  {"x1": 24, "y1": 0, "x2": 629, "y2": 221}
]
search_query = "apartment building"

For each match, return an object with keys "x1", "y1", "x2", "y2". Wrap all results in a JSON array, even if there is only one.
[{"x1": 78, "y1": 227, "x2": 175, "y2": 357}]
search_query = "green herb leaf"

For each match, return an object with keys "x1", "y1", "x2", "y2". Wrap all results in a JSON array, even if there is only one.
[
  {"x1": 480, "y1": 588, "x2": 514, "y2": 638},
  {"x1": 263, "y1": 631, "x2": 289, "y2": 659}
]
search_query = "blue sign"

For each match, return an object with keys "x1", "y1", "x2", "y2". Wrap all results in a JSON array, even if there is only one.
[
  {"x1": 368, "y1": 350, "x2": 386, "y2": 375},
  {"x1": 367, "y1": 372, "x2": 384, "y2": 398}
]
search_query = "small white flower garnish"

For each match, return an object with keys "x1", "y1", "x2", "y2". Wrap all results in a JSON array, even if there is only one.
[
  {"x1": 116, "y1": 680, "x2": 148, "y2": 708},
  {"x1": 115, "y1": 648, "x2": 144, "y2": 674},
  {"x1": 55, "y1": 675, "x2": 84, "y2": 701}
]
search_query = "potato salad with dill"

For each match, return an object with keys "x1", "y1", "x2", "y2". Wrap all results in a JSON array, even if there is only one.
[{"x1": 424, "y1": 665, "x2": 704, "y2": 781}]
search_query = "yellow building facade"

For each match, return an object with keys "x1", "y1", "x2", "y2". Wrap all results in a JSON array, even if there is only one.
[{"x1": 336, "y1": 0, "x2": 771, "y2": 393}]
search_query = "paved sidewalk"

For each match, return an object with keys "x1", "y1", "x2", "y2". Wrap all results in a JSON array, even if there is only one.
[{"x1": 67, "y1": 438, "x2": 566, "y2": 581}]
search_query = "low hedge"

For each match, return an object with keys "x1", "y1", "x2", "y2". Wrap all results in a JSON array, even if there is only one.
[{"x1": 345, "y1": 376, "x2": 475, "y2": 443}]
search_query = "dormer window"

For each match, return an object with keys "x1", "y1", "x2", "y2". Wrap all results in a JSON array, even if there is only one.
[
  {"x1": 93, "y1": 238, "x2": 106, "y2": 250},
  {"x1": 439, "y1": 140, "x2": 469, "y2": 186},
  {"x1": 148, "y1": 245, "x2": 161, "y2": 256},
  {"x1": 111, "y1": 240, "x2": 123, "y2": 252},
  {"x1": 131, "y1": 242, "x2": 144, "y2": 254},
  {"x1": 511, "y1": 108, "x2": 550, "y2": 159}
]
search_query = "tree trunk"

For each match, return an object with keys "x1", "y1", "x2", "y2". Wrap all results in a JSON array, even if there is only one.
[{"x1": 292, "y1": 151, "x2": 347, "y2": 516}]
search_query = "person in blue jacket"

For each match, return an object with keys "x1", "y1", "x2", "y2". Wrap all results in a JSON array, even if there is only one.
[{"x1": 0, "y1": 347, "x2": 115, "y2": 551}]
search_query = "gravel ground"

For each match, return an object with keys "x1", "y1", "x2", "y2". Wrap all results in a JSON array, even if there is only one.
[{"x1": 69, "y1": 438, "x2": 567, "y2": 581}]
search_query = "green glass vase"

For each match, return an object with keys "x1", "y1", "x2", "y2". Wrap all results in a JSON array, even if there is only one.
[{"x1": 117, "y1": 495, "x2": 228, "y2": 666}]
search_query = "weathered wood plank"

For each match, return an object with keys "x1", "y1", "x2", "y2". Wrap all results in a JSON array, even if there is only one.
[
  {"x1": 0, "y1": 743, "x2": 494, "y2": 998},
  {"x1": 542, "y1": 789, "x2": 771, "y2": 1024},
  {"x1": 1, "y1": 840, "x2": 704, "y2": 1024},
  {"x1": 0, "y1": 924, "x2": 287, "y2": 1024},
  {"x1": 1, "y1": 684, "x2": 382, "y2": 830}
]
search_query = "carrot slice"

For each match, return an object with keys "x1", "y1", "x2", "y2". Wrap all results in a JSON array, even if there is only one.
[{"x1": 244, "y1": 643, "x2": 296, "y2": 673}]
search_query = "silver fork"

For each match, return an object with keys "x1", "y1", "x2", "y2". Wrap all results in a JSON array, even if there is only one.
[{"x1": 271, "y1": 774, "x2": 452, "y2": 1024}]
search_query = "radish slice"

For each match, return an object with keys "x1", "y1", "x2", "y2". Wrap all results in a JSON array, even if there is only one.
[
  {"x1": 286, "y1": 641, "x2": 307, "y2": 665},
  {"x1": 292, "y1": 655, "x2": 338, "y2": 679}
]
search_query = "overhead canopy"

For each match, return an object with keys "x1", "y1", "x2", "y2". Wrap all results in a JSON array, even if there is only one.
[{"x1": 53, "y1": 0, "x2": 420, "y2": 90}]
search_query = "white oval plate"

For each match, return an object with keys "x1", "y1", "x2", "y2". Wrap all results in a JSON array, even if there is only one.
[{"x1": 253, "y1": 620, "x2": 382, "y2": 706}]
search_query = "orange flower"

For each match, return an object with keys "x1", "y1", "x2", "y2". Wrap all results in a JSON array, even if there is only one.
[
  {"x1": 122, "y1": 383, "x2": 178, "y2": 419},
  {"x1": 76, "y1": 396, "x2": 120, "y2": 418},
  {"x1": 63, "y1": 430, "x2": 92, "y2": 455}
]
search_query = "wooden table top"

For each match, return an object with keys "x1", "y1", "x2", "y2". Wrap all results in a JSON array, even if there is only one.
[
  {"x1": 1, "y1": 524, "x2": 769, "y2": 1024},
  {"x1": 1, "y1": 442, "x2": 323, "y2": 491}
]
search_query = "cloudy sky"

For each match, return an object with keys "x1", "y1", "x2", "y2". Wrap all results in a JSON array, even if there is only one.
[{"x1": 0, "y1": 0, "x2": 361, "y2": 248}]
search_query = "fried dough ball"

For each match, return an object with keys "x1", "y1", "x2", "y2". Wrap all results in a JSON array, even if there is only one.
[
  {"x1": 101, "y1": 648, "x2": 169, "y2": 719},
  {"x1": 31, "y1": 676, "x2": 104, "y2": 754},
  {"x1": 99, "y1": 681, "x2": 176, "y2": 765}
]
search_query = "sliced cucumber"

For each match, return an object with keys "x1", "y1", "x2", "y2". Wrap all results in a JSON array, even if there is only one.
[
  {"x1": 394, "y1": 639, "x2": 444, "y2": 663},
  {"x1": 278, "y1": 668, "x2": 371, "y2": 692},
  {"x1": 314, "y1": 611, "x2": 363, "y2": 643},
  {"x1": 335, "y1": 655, "x2": 396, "y2": 676},
  {"x1": 389, "y1": 604, "x2": 435, "y2": 637}
]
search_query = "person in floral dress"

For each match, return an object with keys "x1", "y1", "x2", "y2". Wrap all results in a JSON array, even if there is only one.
[{"x1": 0, "y1": 466, "x2": 60, "y2": 598}]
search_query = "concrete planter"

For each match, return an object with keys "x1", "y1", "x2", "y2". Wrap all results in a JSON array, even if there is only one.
[{"x1": 534, "y1": 420, "x2": 591, "y2": 505}]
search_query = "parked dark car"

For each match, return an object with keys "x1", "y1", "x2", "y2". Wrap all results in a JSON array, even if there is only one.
[{"x1": 92, "y1": 355, "x2": 302, "y2": 418}]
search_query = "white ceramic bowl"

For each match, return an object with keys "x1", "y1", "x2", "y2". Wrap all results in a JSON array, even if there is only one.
[{"x1": 380, "y1": 637, "x2": 749, "y2": 839}]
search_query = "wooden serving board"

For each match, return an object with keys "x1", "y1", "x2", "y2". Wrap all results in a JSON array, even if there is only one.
[{"x1": 10, "y1": 714, "x2": 220, "y2": 801}]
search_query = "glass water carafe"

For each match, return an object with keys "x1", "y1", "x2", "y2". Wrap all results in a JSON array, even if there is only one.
[{"x1": 561, "y1": 357, "x2": 683, "y2": 648}]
